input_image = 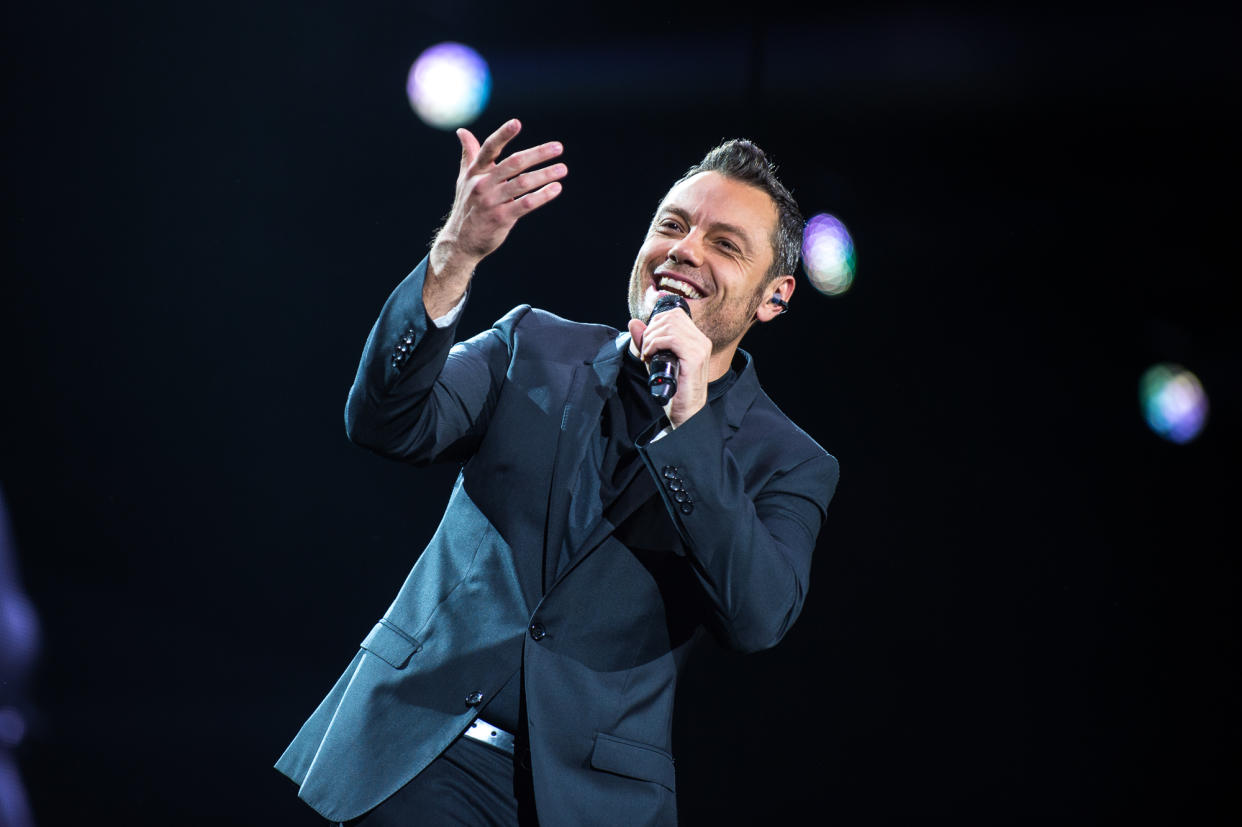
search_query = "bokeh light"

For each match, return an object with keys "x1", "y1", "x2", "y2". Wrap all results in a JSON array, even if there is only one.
[
  {"x1": 1139, "y1": 363, "x2": 1208, "y2": 444},
  {"x1": 406, "y1": 43, "x2": 491, "y2": 130},
  {"x1": 802, "y1": 213, "x2": 856, "y2": 296}
]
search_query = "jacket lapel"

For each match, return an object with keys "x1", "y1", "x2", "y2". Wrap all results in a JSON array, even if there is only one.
[
  {"x1": 541, "y1": 332, "x2": 627, "y2": 593},
  {"x1": 545, "y1": 346, "x2": 763, "y2": 593}
]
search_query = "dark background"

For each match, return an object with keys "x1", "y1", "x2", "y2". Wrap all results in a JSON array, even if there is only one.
[{"x1": 4, "y1": 1, "x2": 1237, "y2": 823}]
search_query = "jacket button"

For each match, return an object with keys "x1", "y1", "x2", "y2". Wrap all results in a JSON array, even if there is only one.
[
  {"x1": 673, "y1": 490, "x2": 689, "y2": 503},
  {"x1": 679, "y1": 502, "x2": 694, "y2": 515},
  {"x1": 667, "y1": 479, "x2": 684, "y2": 491},
  {"x1": 529, "y1": 622, "x2": 546, "y2": 641},
  {"x1": 465, "y1": 691, "x2": 484, "y2": 706}
]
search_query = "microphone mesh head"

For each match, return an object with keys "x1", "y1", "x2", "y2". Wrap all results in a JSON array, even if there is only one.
[{"x1": 648, "y1": 292, "x2": 691, "y2": 322}]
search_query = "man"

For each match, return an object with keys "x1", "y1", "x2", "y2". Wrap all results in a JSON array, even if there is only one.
[{"x1": 276, "y1": 119, "x2": 839, "y2": 825}]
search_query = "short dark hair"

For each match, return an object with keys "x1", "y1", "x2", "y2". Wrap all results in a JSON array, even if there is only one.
[{"x1": 676, "y1": 139, "x2": 804, "y2": 282}]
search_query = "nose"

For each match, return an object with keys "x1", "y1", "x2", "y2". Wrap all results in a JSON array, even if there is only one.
[{"x1": 667, "y1": 229, "x2": 704, "y2": 268}]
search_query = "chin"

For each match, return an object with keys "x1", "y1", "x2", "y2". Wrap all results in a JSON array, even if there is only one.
[
  {"x1": 628, "y1": 283, "x2": 658, "y2": 321},
  {"x1": 642, "y1": 284, "x2": 664, "y2": 313}
]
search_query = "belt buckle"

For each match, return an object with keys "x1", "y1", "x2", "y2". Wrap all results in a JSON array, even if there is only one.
[{"x1": 464, "y1": 718, "x2": 516, "y2": 756}]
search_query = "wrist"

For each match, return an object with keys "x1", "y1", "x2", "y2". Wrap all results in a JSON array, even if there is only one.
[
  {"x1": 666, "y1": 396, "x2": 707, "y2": 429},
  {"x1": 428, "y1": 236, "x2": 479, "y2": 283},
  {"x1": 425, "y1": 240, "x2": 477, "y2": 318}
]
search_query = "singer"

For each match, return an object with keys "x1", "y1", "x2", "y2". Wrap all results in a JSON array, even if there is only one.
[{"x1": 276, "y1": 118, "x2": 839, "y2": 826}]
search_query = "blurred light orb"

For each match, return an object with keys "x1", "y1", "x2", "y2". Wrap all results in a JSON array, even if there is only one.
[
  {"x1": 802, "y1": 213, "x2": 856, "y2": 296},
  {"x1": 406, "y1": 43, "x2": 491, "y2": 130},
  {"x1": 1140, "y1": 363, "x2": 1208, "y2": 444}
]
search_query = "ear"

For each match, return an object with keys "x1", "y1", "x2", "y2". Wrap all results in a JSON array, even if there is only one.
[{"x1": 755, "y1": 275, "x2": 796, "y2": 323}]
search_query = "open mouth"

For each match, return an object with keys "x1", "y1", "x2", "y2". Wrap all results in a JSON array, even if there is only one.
[{"x1": 654, "y1": 273, "x2": 705, "y2": 300}]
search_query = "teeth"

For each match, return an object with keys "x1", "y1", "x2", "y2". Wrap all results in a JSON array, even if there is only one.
[{"x1": 658, "y1": 276, "x2": 702, "y2": 299}]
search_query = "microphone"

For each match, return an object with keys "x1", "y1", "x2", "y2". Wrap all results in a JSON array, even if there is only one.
[{"x1": 645, "y1": 292, "x2": 692, "y2": 401}]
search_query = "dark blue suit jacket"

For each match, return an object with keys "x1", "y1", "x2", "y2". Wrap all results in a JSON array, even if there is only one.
[{"x1": 276, "y1": 257, "x2": 839, "y2": 824}]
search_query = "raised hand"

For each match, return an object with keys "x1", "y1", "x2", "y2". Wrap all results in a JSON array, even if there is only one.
[{"x1": 426, "y1": 119, "x2": 566, "y2": 316}]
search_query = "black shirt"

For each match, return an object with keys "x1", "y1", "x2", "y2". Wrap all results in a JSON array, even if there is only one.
[{"x1": 478, "y1": 345, "x2": 741, "y2": 737}]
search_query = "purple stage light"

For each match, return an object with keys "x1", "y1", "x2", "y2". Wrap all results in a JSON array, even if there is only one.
[
  {"x1": 802, "y1": 213, "x2": 856, "y2": 296},
  {"x1": 406, "y1": 42, "x2": 491, "y2": 130}
]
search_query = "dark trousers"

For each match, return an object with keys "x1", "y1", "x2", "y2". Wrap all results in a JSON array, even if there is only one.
[{"x1": 341, "y1": 736, "x2": 538, "y2": 826}]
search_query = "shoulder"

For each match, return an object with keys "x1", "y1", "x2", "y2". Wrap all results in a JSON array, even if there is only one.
[
  {"x1": 729, "y1": 352, "x2": 834, "y2": 467},
  {"x1": 749, "y1": 388, "x2": 835, "y2": 464},
  {"x1": 511, "y1": 305, "x2": 620, "y2": 339},
  {"x1": 494, "y1": 304, "x2": 622, "y2": 360},
  {"x1": 734, "y1": 380, "x2": 840, "y2": 504}
]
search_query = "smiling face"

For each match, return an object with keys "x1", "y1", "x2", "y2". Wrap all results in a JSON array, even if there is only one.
[{"x1": 628, "y1": 171, "x2": 782, "y2": 355}]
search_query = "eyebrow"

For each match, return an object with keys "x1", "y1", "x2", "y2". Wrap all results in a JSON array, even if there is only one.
[{"x1": 661, "y1": 206, "x2": 756, "y2": 253}]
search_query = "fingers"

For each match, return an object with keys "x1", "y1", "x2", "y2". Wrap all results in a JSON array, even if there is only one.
[
  {"x1": 440, "y1": 118, "x2": 565, "y2": 261},
  {"x1": 638, "y1": 324, "x2": 681, "y2": 360},
  {"x1": 637, "y1": 311, "x2": 704, "y2": 361},
  {"x1": 503, "y1": 163, "x2": 567, "y2": 201},
  {"x1": 465, "y1": 118, "x2": 562, "y2": 181},
  {"x1": 463, "y1": 118, "x2": 566, "y2": 210},
  {"x1": 509, "y1": 180, "x2": 563, "y2": 216},
  {"x1": 495, "y1": 140, "x2": 563, "y2": 180},
  {"x1": 639, "y1": 330, "x2": 682, "y2": 361},
  {"x1": 474, "y1": 118, "x2": 523, "y2": 169}
]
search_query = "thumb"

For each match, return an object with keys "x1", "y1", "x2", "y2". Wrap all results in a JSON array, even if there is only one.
[
  {"x1": 627, "y1": 318, "x2": 647, "y2": 354},
  {"x1": 456, "y1": 128, "x2": 480, "y2": 168}
]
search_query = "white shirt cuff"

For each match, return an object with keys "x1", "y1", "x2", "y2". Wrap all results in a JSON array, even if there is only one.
[
  {"x1": 649, "y1": 423, "x2": 674, "y2": 443},
  {"x1": 431, "y1": 292, "x2": 468, "y2": 329}
]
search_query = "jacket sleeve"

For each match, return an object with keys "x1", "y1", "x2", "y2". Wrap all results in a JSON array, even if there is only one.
[
  {"x1": 343, "y1": 256, "x2": 527, "y2": 465},
  {"x1": 637, "y1": 405, "x2": 838, "y2": 653}
]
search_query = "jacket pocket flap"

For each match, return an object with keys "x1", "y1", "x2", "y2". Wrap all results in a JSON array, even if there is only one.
[
  {"x1": 360, "y1": 619, "x2": 420, "y2": 669},
  {"x1": 590, "y1": 733, "x2": 676, "y2": 792}
]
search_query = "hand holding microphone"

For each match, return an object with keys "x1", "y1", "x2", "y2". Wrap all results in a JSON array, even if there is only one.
[
  {"x1": 645, "y1": 293, "x2": 692, "y2": 401},
  {"x1": 627, "y1": 292, "x2": 712, "y2": 428}
]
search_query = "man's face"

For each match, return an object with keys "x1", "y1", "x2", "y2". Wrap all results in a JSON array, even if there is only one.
[{"x1": 627, "y1": 171, "x2": 780, "y2": 353}]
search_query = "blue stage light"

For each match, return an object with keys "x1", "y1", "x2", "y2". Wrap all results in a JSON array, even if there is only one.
[{"x1": 1140, "y1": 363, "x2": 1208, "y2": 444}]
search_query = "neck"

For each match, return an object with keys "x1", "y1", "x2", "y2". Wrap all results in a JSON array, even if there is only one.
[{"x1": 708, "y1": 345, "x2": 739, "y2": 381}]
